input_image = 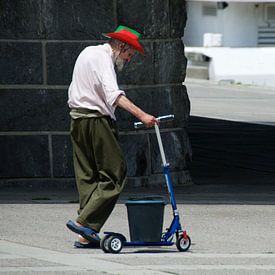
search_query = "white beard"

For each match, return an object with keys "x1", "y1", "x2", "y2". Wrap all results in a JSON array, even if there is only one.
[{"x1": 115, "y1": 55, "x2": 125, "y2": 71}]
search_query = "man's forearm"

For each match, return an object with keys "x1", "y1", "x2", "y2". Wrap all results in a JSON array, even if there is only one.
[
  {"x1": 115, "y1": 95, "x2": 158, "y2": 128},
  {"x1": 115, "y1": 95, "x2": 146, "y2": 120}
]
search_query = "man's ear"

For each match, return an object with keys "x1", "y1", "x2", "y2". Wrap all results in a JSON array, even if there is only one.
[{"x1": 118, "y1": 43, "x2": 124, "y2": 50}]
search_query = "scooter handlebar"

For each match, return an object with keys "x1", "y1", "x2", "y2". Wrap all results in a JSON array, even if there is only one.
[{"x1": 134, "y1": 114, "x2": 174, "y2": 129}]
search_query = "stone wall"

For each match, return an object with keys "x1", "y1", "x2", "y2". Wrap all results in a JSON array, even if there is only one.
[{"x1": 0, "y1": 0, "x2": 192, "y2": 188}]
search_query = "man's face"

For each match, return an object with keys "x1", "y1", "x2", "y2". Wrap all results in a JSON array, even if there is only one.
[
  {"x1": 119, "y1": 47, "x2": 136, "y2": 63},
  {"x1": 115, "y1": 46, "x2": 136, "y2": 71}
]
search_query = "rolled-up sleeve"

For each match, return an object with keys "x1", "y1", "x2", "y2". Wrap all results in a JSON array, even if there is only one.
[{"x1": 101, "y1": 61, "x2": 125, "y2": 107}]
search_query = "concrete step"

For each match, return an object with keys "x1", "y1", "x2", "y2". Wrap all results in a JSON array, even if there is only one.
[{"x1": 186, "y1": 65, "x2": 209, "y2": 79}]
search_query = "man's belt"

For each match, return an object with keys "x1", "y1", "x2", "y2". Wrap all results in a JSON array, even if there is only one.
[{"x1": 70, "y1": 108, "x2": 103, "y2": 119}]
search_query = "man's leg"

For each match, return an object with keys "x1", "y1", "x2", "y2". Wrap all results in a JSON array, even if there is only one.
[
  {"x1": 70, "y1": 118, "x2": 98, "y2": 214},
  {"x1": 71, "y1": 117, "x2": 127, "y2": 232}
]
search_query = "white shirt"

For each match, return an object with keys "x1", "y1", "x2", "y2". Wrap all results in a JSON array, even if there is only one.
[{"x1": 68, "y1": 43, "x2": 125, "y2": 120}]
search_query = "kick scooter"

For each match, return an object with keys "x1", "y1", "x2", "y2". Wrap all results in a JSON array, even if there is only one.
[{"x1": 100, "y1": 115, "x2": 191, "y2": 253}]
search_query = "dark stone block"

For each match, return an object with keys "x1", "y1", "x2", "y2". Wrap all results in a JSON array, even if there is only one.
[
  {"x1": 0, "y1": 135, "x2": 50, "y2": 178},
  {"x1": 52, "y1": 135, "x2": 74, "y2": 177},
  {"x1": 117, "y1": 0, "x2": 169, "y2": 39},
  {"x1": 154, "y1": 40, "x2": 187, "y2": 84},
  {"x1": 0, "y1": 1, "x2": 43, "y2": 39},
  {"x1": 42, "y1": 0, "x2": 115, "y2": 40},
  {"x1": 126, "y1": 177, "x2": 150, "y2": 188},
  {"x1": 0, "y1": 42, "x2": 42, "y2": 84},
  {"x1": 170, "y1": 0, "x2": 187, "y2": 38},
  {"x1": 117, "y1": 42, "x2": 154, "y2": 85},
  {"x1": 173, "y1": 85, "x2": 190, "y2": 125},
  {"x1": 150, "y1": 130, "x2": 191, "y2": 173},
  {"x1": 0, "y1": 89, "x2": 70, "y2": 131},
  {"x1": 149, "y1": 170, "x2": 192, "y2": 186},
  {"x1": 120, "y1": 134, "x2": 150, "y2": 177},
  {"x1": 47, "y1": 42, "x2": 97, "y2": 85},
  {"x1": 116, "y1": 85, "x2": 190, "y2": 130}
]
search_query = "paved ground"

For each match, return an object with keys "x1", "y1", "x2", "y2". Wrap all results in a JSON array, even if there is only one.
[
  {"x1": 185, "y1": 79, "x2": 275, "y2": 126},
  {"x1": 1, "y1": 184, "x2": 275, "y2": 274},
  {"x1": 1, "y1": 79, "x2": 275, "y2": 274}
]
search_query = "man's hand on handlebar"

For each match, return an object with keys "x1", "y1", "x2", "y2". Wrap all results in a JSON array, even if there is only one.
[{"x1": 140, "y1": 113, "x2": 159, "y2": 128}]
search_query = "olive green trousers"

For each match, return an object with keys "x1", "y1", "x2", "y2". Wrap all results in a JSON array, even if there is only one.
[{"x1": 70, "y1": 116, "x2": 127, "y2": 232}]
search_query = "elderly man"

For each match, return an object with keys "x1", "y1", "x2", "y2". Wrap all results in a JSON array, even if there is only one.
[{"x1": 66, "y1": 25, "x2": 158, "y2": 248}]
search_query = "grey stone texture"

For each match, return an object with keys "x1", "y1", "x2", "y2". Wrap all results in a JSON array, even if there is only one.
[
  {"x1": 0, "y1": 135, "x2": 50, "y2": 178},
  {"x1": 117, "y1": 42, "x2": 155, "y2": 85},
  {"x1": 116, "y1": 85, "x2": 190, "y2": 130},
  {"x1": 46, "y1": 42, "x2": 96, "y2": 85},
  {"x1": 154, "y1": 40, "x2": 187, "y2": 84},
  {"x1": 120, "y1": 134, "x2": 150, "y2": 177},
  {"x1": 117, "y1": 40, "x2": 187, "y2": 85},
  {"x1": 0, "y1": 89, "x2": 70, "y2": 131},
  {"x1": 150, "y1": 130, "x2": 192, "y2": 173},
  {"x1": 0, "y1": 1, "x2": 43, "y2": 39},
  {"x1": 52, "y1": 135, "x2": 74, "y2": 177},
  {"x1": 0, "y1": 0, "x2": 115, "y2": 40},
  {"x1": 117, "y1": 0, "x2": 170, "y2": 39},
  {"x1": 0, "y1": 0, "x2": 191, "y2": 188},
  {"x1": 0, "y1": 42, "x2": 43, "y2": 84},
  {"x1": 41, "y1": 0, "x2": 115, "y2": 40}
]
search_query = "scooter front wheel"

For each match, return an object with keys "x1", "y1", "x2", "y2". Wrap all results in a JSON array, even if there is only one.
[
  {"x1": 176, "y1": 235, "x2": 191, "y2": 252},
  {"x1": 100, "y1": 234, "x2": 112, "y2": 253}
]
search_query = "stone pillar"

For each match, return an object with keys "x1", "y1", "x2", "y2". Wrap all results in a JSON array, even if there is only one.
[{"x1": 0, "y1": 0, "x2": 192, "y2": 188}]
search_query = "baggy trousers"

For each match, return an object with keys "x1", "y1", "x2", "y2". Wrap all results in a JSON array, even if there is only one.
[{"x1": 70, "y1": 116, "x2": 127, "y2": 232}]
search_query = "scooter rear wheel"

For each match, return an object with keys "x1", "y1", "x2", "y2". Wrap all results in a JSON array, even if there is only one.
[
  {"x1": 106, "y1": 235, "x2": 123, "y2": 254},
  {"x1": 176, "y1": 235, "x2": 191, "y2": 252}
]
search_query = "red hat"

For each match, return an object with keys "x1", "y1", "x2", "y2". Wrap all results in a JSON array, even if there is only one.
[{"x1": 103, "y1": 25, "x2": 145, "y2": 55}]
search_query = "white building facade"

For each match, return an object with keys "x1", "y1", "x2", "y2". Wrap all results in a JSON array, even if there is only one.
[
  {"x1": 184, "y1": 1, "x2": 275, "y2": 87},
  {"x1": 184, "y1": 0, "x2": 275, "y2": 47}
]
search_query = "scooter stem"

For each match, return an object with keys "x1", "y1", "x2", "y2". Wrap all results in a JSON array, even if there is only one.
[{"x1": 154, "y1": 123, "x2": 167, "y2": 166}]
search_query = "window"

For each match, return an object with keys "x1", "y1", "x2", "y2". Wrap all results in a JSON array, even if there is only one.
[
  {"x1": 265, "y1": 4, "x2": 275, "y2": 22},
  {"x1": 202, "y1": 4, "x2": 217, "y2": 16}
]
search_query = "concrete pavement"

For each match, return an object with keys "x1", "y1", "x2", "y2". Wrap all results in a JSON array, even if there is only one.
[
  {"x1": 185, "y1": 78, "x2": 275, "y2": 126},
  {"x1": 1, "y1": 185, "x2": 275, "y2": 274}
]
